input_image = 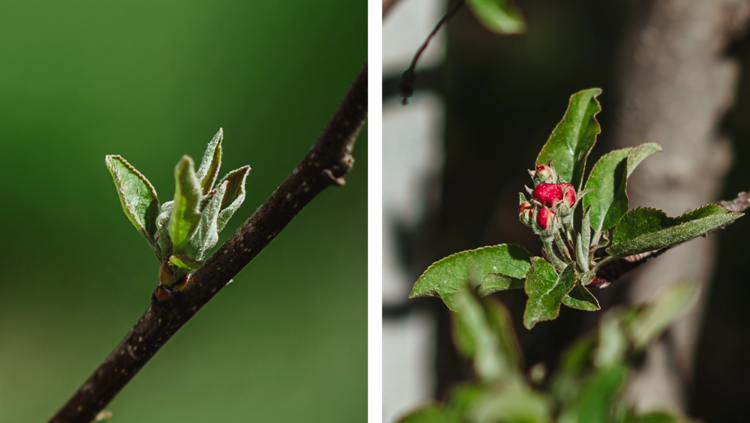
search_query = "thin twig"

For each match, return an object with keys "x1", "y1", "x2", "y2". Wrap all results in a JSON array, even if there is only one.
[
  {"x1": 399, "y1": 0, "x2": 465, "y2": 105},
  {"x1": 587, "y1": 192, "x2": 749, "y2": 289},
  {"x1": 49, "y1": 63, "x2": 368, "y2": 423}
]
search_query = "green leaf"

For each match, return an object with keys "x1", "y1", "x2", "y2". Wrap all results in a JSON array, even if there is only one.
[
  {"x1": 196, "y1": 128, "x2": 223, "y2": 195},
  {"x1": 607, "y1": 205, "x2": 743, "y2": 258},
  {"x1": 217, "y1": 165, "x2": 251, "y2": 233},
  {"x1": 583, "y1": 148, "x2": 630, "y2": 234},
  {"x1": 477, "y1": 273, "x2": 525, "y2": 296},
  {"x1": 484, "y1": 299, "x2": 524, "y2": 372},
  {"x1": 188, "y1": 181, "x2": 227, "y2": 260},
  {"x1": 105, "y1": 155, "x2": 159, "y2": 244},
  {"x1": 523, "y1": 260, "x2": 577, "y2": 329},
  {"x1": 170, "y1": 156, "x2": 203, "y2": 254},
  {"x1": 558, "y1": 365, "x2": 627, "y2": 423},
  {"x1": 562, "y1": 274, "x2": 600, "y2": 311},
  {"x1": 626, "y1": 283, "x2": 695, "y2": 351},
  {"x1": 626, "y1": 142, "x2": 662, "y2": 176},
  {"x1": 154, "y1": 201, "x2": 174, "y2": 261},
  {"x1": 396, "y1": 405, "x2": 461, "y2": 423},
  {"x1": 465, "y1": 0, "x2": 525, "y2": 34},
  {"x1": 584, "y1": 143, "x2": 661, "y2": 234},
  {"x1": 452, "y1": 290, "x2": 515, "y2": 382},
  {"x1": 537, "y1": 88, "x2": 602, "y2": 191},
  {"x1": 410, "y1": 244, "x2": 532, "y2": 310},
  {"x1": 467, "y1": 386, "x2": 553, "y2": 423},
  {"x1": 169, "y1": 254, "x2": 204, "y2": 271},
  {"x1": 593, "y1": 309, "x2": 628, "y2": 368}
]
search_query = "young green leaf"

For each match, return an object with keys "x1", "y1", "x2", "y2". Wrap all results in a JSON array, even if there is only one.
[
  {"x1": 583, "y1": 148, "x2": 630, "y2": 235},
  {"x1": 536, "y1": 88, "x2": 602, "y2": 191},
  {"x1": 583, "y1": 143, "x2": 661, "y2": 235},
  {"x1": 410, "y1": 244, "x2": 532, "y2": 310},
  {"x1": 562, "y1": 280, "x2": 600, "y2": 311},
  {"x1": 170, "y1": 156, "x2": 203, "y2": 254},
  {"x1": 396, "y1": 405, "x2": 461, "y2": 423},
  {"x1": 607, "y1": 205, "x2": 743, "y2": 258},
  {"x1": 477, "y1": 273, "x2": 525, "y2": 296},
  {"x1": 169, "y1": 254, "x2": 205, "y2": 271},
  {"x1": 105, "y1": 155, "x2": 159, "y2": 244},
  {"x1": 523, "y1": 259, "x2": 577, "y2": 329},
  {"x1": 558, "y1": 365, "x2": 627, "y2": 423},
  {"x1": 217, "y1": 165, "x2": 251, "y2": 233},
  {"x1": 154, "y1": 201, "x2": 174, "y2": 261},
  {"x1": 465, "y1": 0, "x2": 525, "y2": 34},
  {"x1": 188, "y1": 181, "x2": 227, "y2": 259},
  {"x1": 196, "y1": 128, "x2": 223, "y2": 195}
]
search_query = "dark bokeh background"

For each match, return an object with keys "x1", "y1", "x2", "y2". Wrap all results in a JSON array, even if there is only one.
[
  {"x1": 0, "y1": 1, "x2": 366, "y2": 421},
  {"x1": 386, "y1": 0, "x2": 750, "y2": 421}
]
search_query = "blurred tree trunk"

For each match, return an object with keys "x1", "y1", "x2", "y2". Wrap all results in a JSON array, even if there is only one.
[{"x1": 611, "y1": 0, "x2": 750, "y2": 412}]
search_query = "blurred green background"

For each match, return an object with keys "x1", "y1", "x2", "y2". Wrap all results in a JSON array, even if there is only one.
[{"x1": 0, "y1": 1, "x2": 366, "y2": 421}]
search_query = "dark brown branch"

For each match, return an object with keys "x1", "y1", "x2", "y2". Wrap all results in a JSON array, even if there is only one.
[
  {"x1": 587, "y1": 191, "x2": 749, "y2": 289},
  {"x1": 49, "y1": 63, "x2": 368, "y2": 423},
  {"x1": 399, "y1": 0, "x2": 465, "y2": 105}
]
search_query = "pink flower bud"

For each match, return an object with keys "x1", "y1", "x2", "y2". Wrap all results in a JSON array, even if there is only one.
[
  {"x1": 560, "y1": 182, "x2": 576, "y2": 208},
  {"x1": 518, "y1": 201, "x2": 534, "y2": 227},
  {"x1": 537, "y1": 207, "x2": 555, "y2": 230},
  {"x1": 533, "y1": 183, "x2": 563, "y2": 208}
]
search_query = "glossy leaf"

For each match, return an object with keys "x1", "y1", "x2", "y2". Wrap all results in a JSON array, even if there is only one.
[
  {"x1": 170, "y1": 156, "x2": 203, "y2": 254},
  {"x1": 188, "y1": 181, "x2": 227, "y2": 259},
  {"x1": 105, "y1": 155, "x2": 159, "y2": 244},
  {"x1": 196, "y1": 128, "x2": 223, "y2": 195},
  {"x1": 410, "y1": 244, "x2": 532, "y2": 310},
  {"x1": 626, "y1": 283, "x2": 695, "y2": 351},
  {"x1": 477, "y1": 273, "x2": 524, "y2": 296},
  {"x1": 465, "y1": 0, "x2": 525, "y2": 34},
  {"x1": 524, "y1": 260, "x2": 577, "y2": 329},
  {"x1": 217, "y1": 165, "x2": 251, "y2": 232},
  {"x1": 536, "y1": 88, "x2": 602, "y2": 191},
  {"x1": 607, "y1": 205, "x2": 742, "y2": 258}
]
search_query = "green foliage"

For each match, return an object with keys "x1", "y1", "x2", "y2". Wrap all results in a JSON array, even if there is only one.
[
  {"x1": 107, "y1": 129, "x2": 251, "y2": 276},
  {"x1": 608, "y1": 205, "x2": 742, "y2": 258},
  {"x1": 583, "y1": 143, "x2": 661, "y2": 236},
  {"x1": 410, "y1": 244, "x2": 532, "y2": 310},
  {"x1": 524, "y1": 260, "x2": 576, "y2": 329},
  {"x1": 105, "y1": 155, "x2": 160, "y2": 245},
  {"x1": 465, "y1": 0, "x2": 525, "y2": 34},
  {"x1": 536, "y1": 88, "x2": 602, "y2": 191},
  {"x1": 411, "y1": 88, "x2": 743, "y2": 330},
  {"x1": 399, "y1": 285, "x2": 697, "y2": 423}
]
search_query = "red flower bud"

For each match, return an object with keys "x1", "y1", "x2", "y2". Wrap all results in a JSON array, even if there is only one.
[
  {"x1": 535, "y1": 164, "x2": 554, "y2": 182},
  {"x1": 537, "y1": 207, "x2": 555, "y2": 230},
  {"x1": 533, "y1": 183, "x2": 563, "y2": 208},
  {"x1": 518, "y1": 201, "x2": 534, "y2": 227},
  {"x1": 560, "y1": 182, "x2": 576, "y2": 208}
]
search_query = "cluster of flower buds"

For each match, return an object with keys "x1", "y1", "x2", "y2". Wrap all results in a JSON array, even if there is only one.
[{"x1": 518, "y1": 163, "x2": 577, "y2": 237}]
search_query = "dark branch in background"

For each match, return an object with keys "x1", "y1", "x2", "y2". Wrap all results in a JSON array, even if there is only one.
[
  {"x1": 399, "y1": 0, "x2": 464, "y2": 105},
  {"x1": 588, "y1": 192, "x2": 750, "y2": 289},
  {"x1": 49, "y1": 63, "x2": 367, "y2": 423}
]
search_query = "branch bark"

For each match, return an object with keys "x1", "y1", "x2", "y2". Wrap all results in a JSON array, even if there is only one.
[{"x1": 49, "y1": 63, "x2": 367, "y2": 423}]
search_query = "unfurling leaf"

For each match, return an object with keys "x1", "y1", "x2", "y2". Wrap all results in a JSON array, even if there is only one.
[
  {"x1": 607, "y1": 205, "x2": 742, "y2": 258},
  {"x1": 170, "y1": 156, "x2": 203, "y2": 254},
  {"x1": 188, "y1": 181, "x2": 227, "y2": 259},
  {"x1": 536, "y1": 88, "x2": 602, "y2": 191},
  {"x1": 217, "y1": 165, "x2": 251, "y2": 232},
  {"x1": 523, "y1": 259, "x2": 576, "y2": 329},
  {"x1": 106, "y1": 155, "x2": 159, "y2": 244},
  {"x1": 196, "y1": 128, "x2": 223, "y2": 195},
  {"x1": 410, "y1": 244, "x2": 532, "y2": 310},
  {"x1": 169, "y1": 254, "x2": 204, "y2": 271}
]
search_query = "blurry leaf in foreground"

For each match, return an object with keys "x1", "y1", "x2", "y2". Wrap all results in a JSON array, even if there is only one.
[
  {"x1": 626, "y1": 283, "x2": 696, "y2": 351},
  {"x1": 396, "y1": 405, "x2": 461, "y2": 423},
  {"x1": 465, "y1": 0, "x2": 525, "y2": 34}
]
